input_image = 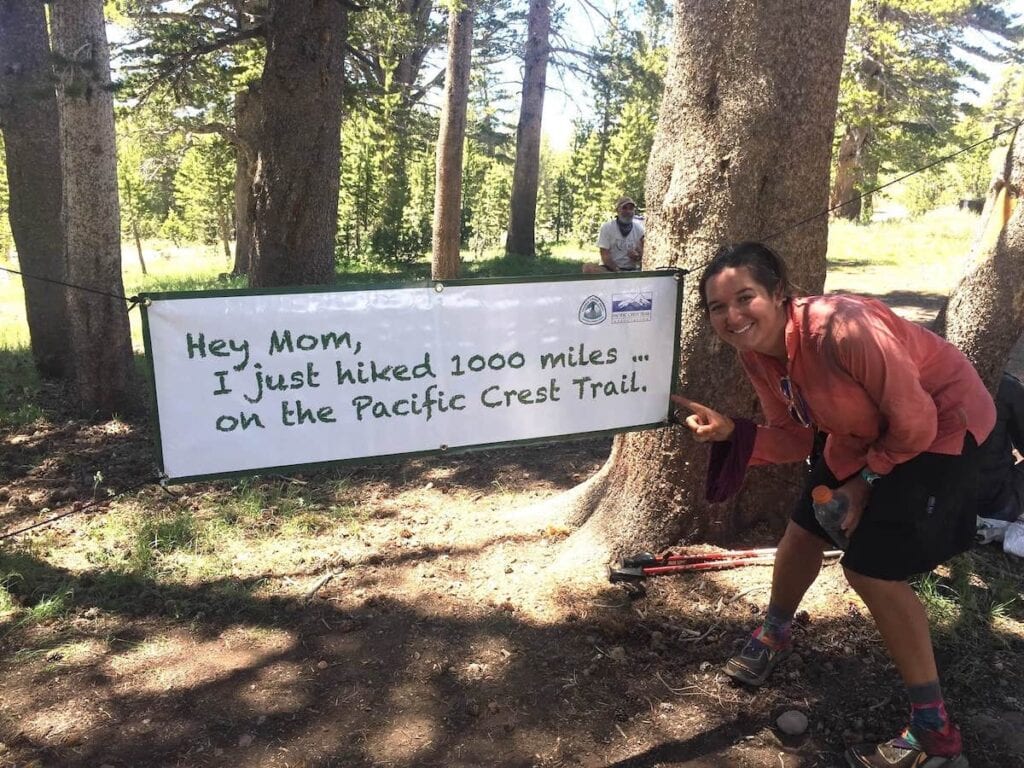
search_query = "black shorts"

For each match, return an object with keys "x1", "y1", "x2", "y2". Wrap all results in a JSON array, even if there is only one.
[{"x1": 792, "y1": 434, "x2": 980, "y2": 581}]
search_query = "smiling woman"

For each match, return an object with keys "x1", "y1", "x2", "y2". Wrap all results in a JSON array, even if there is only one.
[
  {"x1": 674, "y1": 240, "x2": 996, "y2": 768},
  {"x1": 700, "y1": 242, "x2": 790, "y2": 360}
]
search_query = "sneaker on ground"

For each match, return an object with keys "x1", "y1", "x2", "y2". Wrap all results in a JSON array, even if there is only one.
[
  {"x1": 845, "y1": 735, "x2": 969, "y2": 768},
  {"x1": 722, "y1": 630, "x2": 791, "y2": 687}
]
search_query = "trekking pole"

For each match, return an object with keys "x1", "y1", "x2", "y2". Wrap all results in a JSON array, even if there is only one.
[{"x1": 609, "y1": 547, "x2": 843, "y2": 583}]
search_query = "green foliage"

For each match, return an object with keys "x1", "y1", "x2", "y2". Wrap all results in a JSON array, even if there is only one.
[
  {"x1": 132, "y1": 511, "x2": 198, "y2": 571},
  {"x1": 0, "y1": 133, "x2": 12, "y2": 261},
  {"x1": 835, "y1": 0, "x2": 1020, "y2": 212},
  {"x1": 0, "y1": 350, "x2": 43, "y2": 428},
  {"x1": 171, "y1": 135, "x2": 234, "y2": 246},
  {"x1": 543, "y1": 0, "x2": 669, "y2": 246},
  {"x1": 116, "y1": 104, "x2": 182, "y2": 243}
]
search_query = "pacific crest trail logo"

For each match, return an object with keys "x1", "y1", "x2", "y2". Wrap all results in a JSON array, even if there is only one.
[
  {"x1": 611, "y1": 291, "x2": 653, "y2": 323},
  {"x1": 578, "y1": 295, "x2": 607, "y2": 325}
]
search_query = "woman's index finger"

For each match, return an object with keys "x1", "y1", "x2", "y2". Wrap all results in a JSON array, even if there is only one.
[{"x1": 670, "y1": 394, "x2": 712, "y2": 415}]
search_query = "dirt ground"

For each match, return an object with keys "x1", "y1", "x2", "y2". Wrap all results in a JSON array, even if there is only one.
[{"x1": 2, "y1": 294, "x2": 1024, "y2": 767}]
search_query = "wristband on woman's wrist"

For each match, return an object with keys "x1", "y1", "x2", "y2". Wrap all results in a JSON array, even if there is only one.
[{"x1": 860, "y1": 467, "x2": 882, "y2": 486}]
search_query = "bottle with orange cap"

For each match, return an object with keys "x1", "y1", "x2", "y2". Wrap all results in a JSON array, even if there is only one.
[{"x1": 811, "y1": 485, "x2": 849, "y2": 550}]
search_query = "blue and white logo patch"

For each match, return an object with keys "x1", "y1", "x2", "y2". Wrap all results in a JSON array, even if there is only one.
[{"x1": 611, "y1": 292, "x2": 653, "y2": 323}]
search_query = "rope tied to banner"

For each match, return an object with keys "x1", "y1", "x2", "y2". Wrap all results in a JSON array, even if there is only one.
[
  {"x1": 0, "y1": 264, "x2": 143, "y2": 309},
  {"x1": 0, "y1": 477, "x2": 159, "y2": 542}
]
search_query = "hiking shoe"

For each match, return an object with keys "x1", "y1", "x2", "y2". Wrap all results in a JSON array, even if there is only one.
[
  {"x1": 845, "y1": 735, "x2": 969, "y2": 768},
  {"x1": 722, "y1": 629, "x2": 792, "y2": 686}
]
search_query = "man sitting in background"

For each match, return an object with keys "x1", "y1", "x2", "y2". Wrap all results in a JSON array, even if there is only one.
[
  {"x1": 976, "y1": 372, "x2": 1024, "y2": 556},
  {"x1": 583, "y1": 197, "x2": 644, "y2": 273}
]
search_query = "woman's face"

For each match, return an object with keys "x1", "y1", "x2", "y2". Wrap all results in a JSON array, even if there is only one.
[{"x1": 704, "y1": 266, "x2": 787, "y2": 356}]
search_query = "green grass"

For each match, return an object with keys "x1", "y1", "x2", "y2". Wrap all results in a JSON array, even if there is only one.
[
  {"x1": 0, "y1": 551, "x2": 75, "y2": 633},
  {"x1": 132, "y1": 511, "x2": 199, "y2": 572},
  {"x1": 914, "y1": 551, "x2": 1022, "y2": 644},
  {"x1": 825, "y1": 208, "x2": 979, "y2": 293}
]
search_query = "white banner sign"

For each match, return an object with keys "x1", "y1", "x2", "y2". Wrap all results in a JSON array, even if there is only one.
[{"x1": 142, "y1": 273, "x2": 682, "y2": 481}]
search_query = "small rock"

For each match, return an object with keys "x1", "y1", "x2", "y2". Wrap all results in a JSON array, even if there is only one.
[
  {"x1": 699, "y1": 661, "x2": 712, "y2": 672},
  {"x1": 423, "y1": 482, "x2": 434, "y2": 490},
  {"x1": 0, "y1": 744, "x2": 8, "y2": 755},
  {"x1": 504, "y1": 566, "x2": 514, "y2": 574},
  {"x1": 776, "y1": 710, "x2": 809, "y2": 736},
  {"x1": 317, "y1": 660, "x2": 329, "y2": 670},
  {"x1": 238, "y1": 734, "x2": 255, "y2": 747},
  {"x1": 467, "y1": 662, "x2": 485, "y2": 679},
  {"x1": 399, "y1": 528, "x2": 413, "y2": 539},
  {"x1": 84, "y1": 607, "x2": 100, "y2": 620},
  {"x1": 608, "y1": 646, "x2": 627, "y2": 663}
]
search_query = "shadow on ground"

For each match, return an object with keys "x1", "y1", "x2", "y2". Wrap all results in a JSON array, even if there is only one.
[{"x1": 1, "y1": 543, "x2": 1023, "y2": 768}]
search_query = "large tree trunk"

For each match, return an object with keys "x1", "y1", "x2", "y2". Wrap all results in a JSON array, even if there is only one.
[
  {"x1": 941, "y1": 130, "x2": 1024, "y2": 392},
  {"x1": 504, "y1": 0, "x2": 551, "y2": 259},
  {"x1": 51, "y1": 0, "x2": 136, "y2": 415},
  {"x1": 568, "y1": 0, "x2": 851, "y2": 555},
  {"x1": 430, "y1": 5, "x2": 474, "y2": 280},
  {"x1": 231, "y1": 86, "x2": 261, "y2": 277},
  {"x1": 0, "y1": 0, "x2": 69, "y2": 379},
  {"x1": 250, "y1": 0, "x2": 346, "y2": 287},
  {"x1": 830, "y1": 124, "x2": 869, "y2": 221}
]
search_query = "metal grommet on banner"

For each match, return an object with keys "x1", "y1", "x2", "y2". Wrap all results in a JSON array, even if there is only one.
[
  {"x1": 439, "y1": 444, "x2": 448, "y2": 452},
  {"x1": 434, "y1": 283, "x2": 445, "y2": 293}
]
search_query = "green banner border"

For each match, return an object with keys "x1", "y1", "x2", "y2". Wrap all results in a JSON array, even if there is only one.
[{"x1": 139, "y1": 269, "x2": 686, "y2": 484}]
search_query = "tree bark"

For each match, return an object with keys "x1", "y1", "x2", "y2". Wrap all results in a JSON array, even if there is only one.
[
  {"x1": 0, "y1": 0, "x2": 70, "y2": 378},
  {"x1": 504, "y1": 0, "x2": 551, "y2": 259},
  {"x1": 431, "y1": 5, "x2": 474, "y2": 280},
  {"x1": 250, "y1": 0, "x2": 346, "y2": 287},
  {"x1": 132, "y1": 219, "x2": 147, "y2": 275},
  {"x1": 231, "y1": 85, "x2": 261, "y2": 276},
  {"x1": 830, "y1": 124, "x2": 869, "y2": 221},
  {"x1": 942, "y1": 130, "x2": 1024, "y2": 393},
  {"x1": 568, "y1": 0, "x2": 851, "y2": 555},
  {"x1": 51, "y1": 0, "x2": 136, "y2": 415}
]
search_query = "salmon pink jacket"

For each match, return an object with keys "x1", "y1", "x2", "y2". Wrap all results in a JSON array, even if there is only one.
[{"x1": 739, "y1": 295, "x2": 996, "y2": 479}]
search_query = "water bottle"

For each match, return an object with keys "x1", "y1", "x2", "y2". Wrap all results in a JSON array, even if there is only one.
[{"x1": 811, "y1": 485, "x2": 849, "y2": 550}]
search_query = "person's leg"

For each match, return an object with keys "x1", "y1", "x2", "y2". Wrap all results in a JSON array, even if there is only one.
[
  {"x1": 844, "y1": 568, "x2": 964, "y2": 765},
  {"x1": 843, "y1": 568, "x2": 936, "y2": 685},
  {"x1": 724, "y1": 521, "x2": 828, "y2": 685},
  {"x1": 768, "y1": 520, "x2": 828, "y2": 617}
]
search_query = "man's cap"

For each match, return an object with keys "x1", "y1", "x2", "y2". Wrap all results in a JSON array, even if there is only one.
[{"x1": 615, "y1": 196, "x2": 636, "y2": 211}]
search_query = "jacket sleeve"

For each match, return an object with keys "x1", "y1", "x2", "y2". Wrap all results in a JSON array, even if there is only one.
[
  {"x1": 741, "y1": 354, "x2": 815, "y2": 465},
  {"x1": 834, "y1": 315, "x2": 938, "y2": 475}
]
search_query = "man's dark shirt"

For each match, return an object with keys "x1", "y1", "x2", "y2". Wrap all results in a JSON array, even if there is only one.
[{"x1": 977, "y1": 373, "x2": 1024, "y2": 519}]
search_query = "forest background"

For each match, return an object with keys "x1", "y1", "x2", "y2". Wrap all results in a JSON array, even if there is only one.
[{"x1": 3, "y1": 0, "x2": 1024, "y2": 290}]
